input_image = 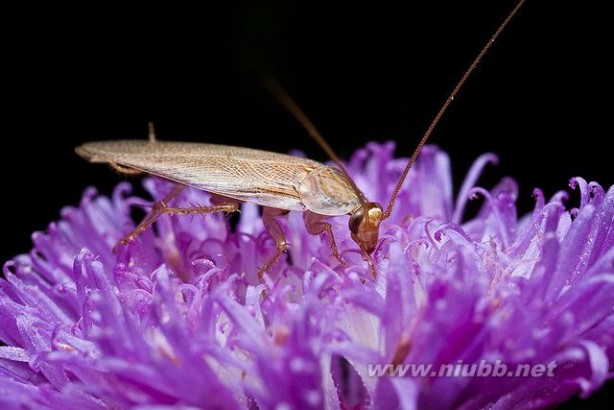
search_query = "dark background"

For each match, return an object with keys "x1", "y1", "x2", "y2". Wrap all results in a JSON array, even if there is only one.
[{"x1": 4, "y1": 0, "x2": 612, "y2": 406}]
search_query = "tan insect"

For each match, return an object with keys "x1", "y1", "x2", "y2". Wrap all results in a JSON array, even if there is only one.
[{"x1": 76, "y1": 0, "x2": 525, "y2": 278}]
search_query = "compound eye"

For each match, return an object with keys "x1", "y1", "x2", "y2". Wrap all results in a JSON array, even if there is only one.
[{"x1": 349, "y1": 208, "x2": 365, "y2": 235}]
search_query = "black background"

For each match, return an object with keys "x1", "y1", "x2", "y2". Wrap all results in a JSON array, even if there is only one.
[{"x1": 4, "y1": 1, "x2": 612, "y2": 406}]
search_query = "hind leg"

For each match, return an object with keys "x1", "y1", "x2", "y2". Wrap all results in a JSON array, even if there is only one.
[{"x1": 115, "y1": 186, "x2": 239, "y2": 250}]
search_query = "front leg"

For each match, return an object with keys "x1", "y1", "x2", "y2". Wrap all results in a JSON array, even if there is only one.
[{"x1": 303, "y1": 211, "x2": 346, "y2": 266}]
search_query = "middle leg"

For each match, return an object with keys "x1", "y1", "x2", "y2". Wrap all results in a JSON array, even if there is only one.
[{"x1": 259, "y1": 207, "x2": 290, "y2": 278}]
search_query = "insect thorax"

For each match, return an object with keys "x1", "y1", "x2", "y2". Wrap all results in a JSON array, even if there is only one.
[{"x1": 297, "y1": 165, "x2": 362, "y2": 216}]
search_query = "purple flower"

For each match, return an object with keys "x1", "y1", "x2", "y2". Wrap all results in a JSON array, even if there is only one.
[{"x1": 1, "y1": 142, "x2": 612, "y2": 409}]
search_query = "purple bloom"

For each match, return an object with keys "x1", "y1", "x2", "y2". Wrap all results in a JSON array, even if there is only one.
[{"x1": 1, "y1": 142, "x2": 612, "y2": 409}]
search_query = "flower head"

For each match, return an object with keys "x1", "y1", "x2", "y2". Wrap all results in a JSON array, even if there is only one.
[{"x1": 1, "y1": 143, "x2": 612, "y2": 409}]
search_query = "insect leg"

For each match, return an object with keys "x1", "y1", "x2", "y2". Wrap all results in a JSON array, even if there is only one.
[
  {"x1": 114, "y1": 187, "x2": 239, "y2": 250},
  {"x1": 115, "y1": 185, "x2": 186, "y2": 250},
  {"x1": 160, "y1": 198, "x2": 239, "y2": 216},
  {"x1": 109, "y1": 162, "x2": 144, "y2": 175},
  {"x1": 303, "y1": 211, "x2": 346, "y2": 267},
  {"x1": 259, "y1": 207, "x2": 290, "y2": 278},
  {"x1": 361, "y1": 248, "x2": 377, "y2": 279}
]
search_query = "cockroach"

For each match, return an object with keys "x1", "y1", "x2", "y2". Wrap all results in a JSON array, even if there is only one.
[{"x1": 76, "y1": 0, "x2": 525, "y2": 278}]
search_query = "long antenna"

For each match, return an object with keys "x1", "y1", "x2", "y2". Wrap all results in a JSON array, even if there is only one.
[
  {"x1": 382, "y1": 0, "x2": 526, "y2": 220},
  {"x1": 265, "y1": 79, "x2": 367, "y2": 206}
]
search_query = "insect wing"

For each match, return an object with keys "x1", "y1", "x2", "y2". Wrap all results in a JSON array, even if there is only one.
[{"x1": 77, "y1": 140, "x2": 328, "y2": 211}]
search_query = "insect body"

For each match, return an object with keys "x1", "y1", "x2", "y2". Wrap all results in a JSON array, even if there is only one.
[
  {"x1": 76, "y1": 0, "x2": 525, "y2": 278},
  {"x1": 76, "y1": 137, "x2": 383, "y2": 276}
]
